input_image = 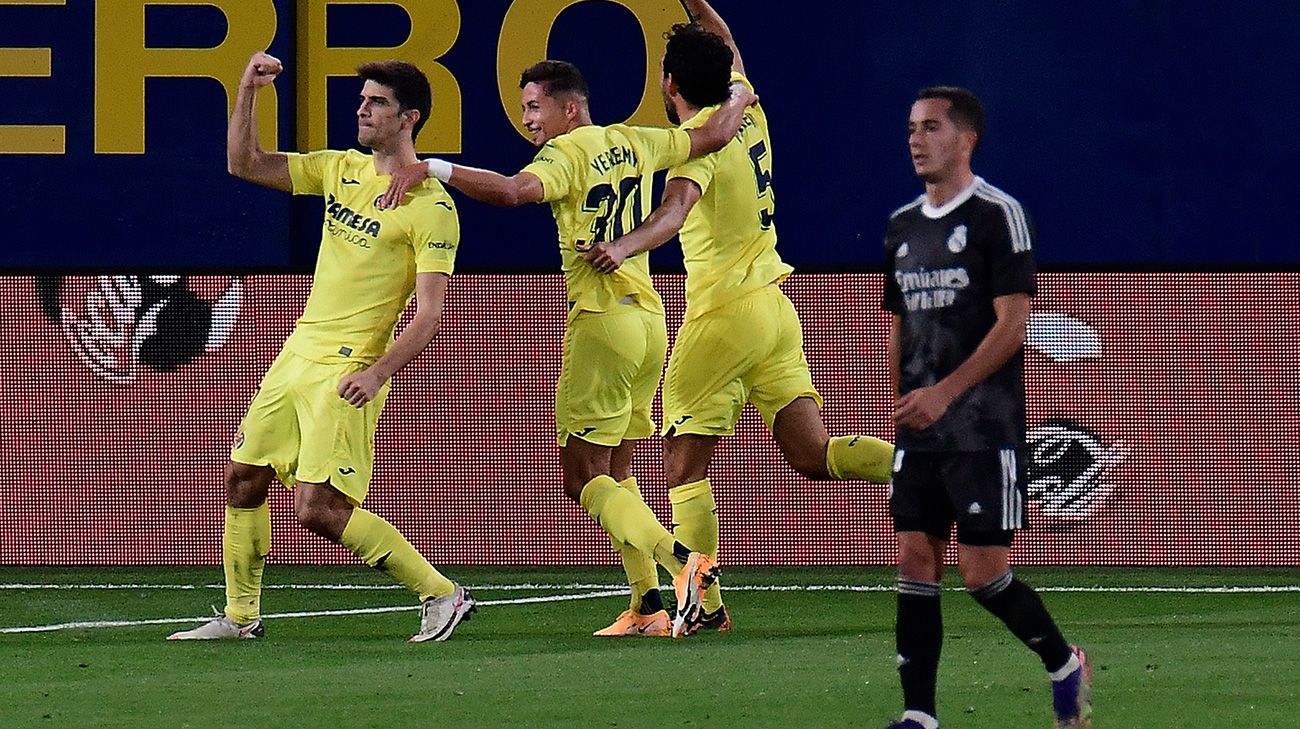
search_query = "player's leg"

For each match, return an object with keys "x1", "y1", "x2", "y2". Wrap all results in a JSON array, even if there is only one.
[
  {"x1": 756, "y1": 289, "x2": 892, "y2": 483},
  {"x1": 296, "y1": 359, "x2": 471, "y2": 642},
  {"x1": 607, "y1": 441, "x2": 666, "y2": 620},
  {"x1": 589, "y1": 311, "x2": 673, "y2": 636},
  {"x1": 221, "y1": 462, "x2": 274, "y2": 623},
  {"x1": 585, "y1": 441, "x2": 670, "y2": 637},
  {"x1": 661, "y1": 306, "x2": 755, "y2": 634},
  {"x1": 170, "y1": 351, "x2": 299, "y2": 641},
  {"x1": 662, "y1": 432, "x2": 727, "y2": 631},
  {"x1": 558, "y1": 310, "x2": 698, "y2": 593},
  {"x1": 770, "y1": 397, "x2": 894, "y2": 483},
  {"x1": 889, "y1": 450, "x2": 949, "y2": 729},
  {"x1": 562, "y1": 436, "x2": 685, "y2": 575},
  {"x1": 951, "y1": 450, "x2": 1090, "y2": 728}
]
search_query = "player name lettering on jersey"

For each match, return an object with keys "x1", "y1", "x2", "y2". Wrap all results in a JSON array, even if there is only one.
[
  {"x1": 325, "y1": 193, "x2": 382, "y2": 238},
  {"x1": 589, "y1": 145, "x2": 639, "y2": 175},
  {"x1": 735, "y1": 112, "x2": 757, "y2": 140}
]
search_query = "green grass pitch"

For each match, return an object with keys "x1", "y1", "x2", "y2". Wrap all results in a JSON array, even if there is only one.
[{"x1": 2, "y1": 567, "x2": 1297, "y2": 728}]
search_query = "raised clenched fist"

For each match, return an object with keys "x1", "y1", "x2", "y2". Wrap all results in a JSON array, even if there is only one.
[{"x1": 244, "y1": 52, "x2": 282, "y2": 88}]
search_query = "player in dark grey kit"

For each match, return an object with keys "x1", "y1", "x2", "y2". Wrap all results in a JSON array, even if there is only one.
[{"x1": 881, "y1": 87, "x2": 1092, "y2": 729}]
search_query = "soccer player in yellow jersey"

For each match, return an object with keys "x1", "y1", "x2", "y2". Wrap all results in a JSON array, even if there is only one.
[
  {"x1": 169, "y1": 53, "x2": 474, "y2": 643},
  {"x1": 382, "y1": 60, "x2": 753, "y2": 637},
  {"x1": 586, "y1": 0, "x2": 896, "y2": 635}
]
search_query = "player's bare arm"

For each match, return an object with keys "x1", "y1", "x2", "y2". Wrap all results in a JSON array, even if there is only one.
[
  {"x1": 227, "y1": 52, "x2": 291, "y2": 191},
  {"x1": 681, "y1": 0, "x2": 746, "y2": 75},
  {"x1": 893, "y1": 293, "x2": 1031, "y2": 430},
  {"x1": 380, "y1": 163, "x2": 544, "y2": 210},
  {"x1": 586, "y1": 178, "x2": 702, "y2": 273},
  {"x1": 337, "y1": 272, "x2": 449, "y2": 408},
  {"x1": 684, "y1": 84, "x2": 758, "y2": 158}
]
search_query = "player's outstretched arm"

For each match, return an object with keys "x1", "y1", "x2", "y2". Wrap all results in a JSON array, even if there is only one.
[
  {"x1": 227, "y1": 52, "x2": 291, "y2": 191},
  {"x1": 379, "y1": 161, "x2": 544, "y2": 210},
  {"x1": 681, "y1": 0, "x2": 745, "y2": 75},
  {"x1": 337, "y1": 272, "x2": 448, "y2": 408},
  {"x1": 586, "y1": 178, "x2": 702, "y2": 273},
  {"x1": 684, "y1": 83, "x2": 759, "y2": 157}
]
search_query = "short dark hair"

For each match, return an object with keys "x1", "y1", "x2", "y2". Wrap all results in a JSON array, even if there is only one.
[
  {"x1": 663, "y1": 23, "x2": 733, "y2": 108},
  {"x1": 520, "y1": 60, "x2": 590, "y2": 101},
  {"x1": 917, "y1": 86, "x2": 985, "y2": 153},
  {"x1": 357, "y1": 60, "x2": 432, "y2": 141}
]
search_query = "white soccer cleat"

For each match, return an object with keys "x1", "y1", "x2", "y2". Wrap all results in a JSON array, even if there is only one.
[
  {"x1": 671, "y1": 552, "x2": 720, "y2": 638},
  {"x1": 167, "y1": 610, "x2": 264, "y2": 640},
  {"x1": 410, "y1": 584, "x2": 476, "y2": 642}
]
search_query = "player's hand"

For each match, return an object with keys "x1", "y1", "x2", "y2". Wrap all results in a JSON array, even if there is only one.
[
  {"x1": 730, "y1": 81, "x2": 759, "y2": 108},
  {"x1": 338, "y1": 368, "x2": 385, "y2": 408},
  {"x1": 242, "y1": 52, "x2": 282, "y2": 89},
  {"x1": 379, "y1": 161, "x2": 431, "y2": 210},
  {"x1": 585, "y1": 242, "x2": 628, "y2": 273},
  {"x1": 893, "y1": 385, "x2": 954, "y2": 431}
]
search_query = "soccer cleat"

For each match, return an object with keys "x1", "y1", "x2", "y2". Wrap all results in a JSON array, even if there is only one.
[
  {"x1": 593, "y1": 609, "x2": 671, "y2": 637},
  {"x1": 675, "y1": 604, "x2": 733, "y2": 637},
  {"x1": 671, "y1": 552, "x2": 720, "y2": 638},
  {"x1": 696, "y1": 605, "x2": 733, "y2": 632},
  {"x1": 1052, "y1": 645, "x2": 1093, "y2": 729},
  {"x1": 885, "y1": 721, "x2": 928, "y2": 729},
  {"x1": 410, "y1": 584, "x2": 476, "y2": 643},
  {"x1": 167, "y1": 609, "x2": 264, "y2": 640}
]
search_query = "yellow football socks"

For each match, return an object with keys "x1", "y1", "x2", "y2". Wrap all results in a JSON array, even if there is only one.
[
  {"x1": 827, "y1": 435, "x2": 895, "y2": 483},
  {"x1": 614, "y1": 477, "x2": 661, "y2": 611},
  {"x1": 579, "y1": 475, "x2": 680, "y2": 570},
  {"x1": 340, "y1": 507, "x2": 454, "y2": 601},
  {"x1": 670, "y1": 478, "x2": 723, "y2": 613},
  {"x1": 222, "y1": 502, "x2": 270, "y2": 624}
]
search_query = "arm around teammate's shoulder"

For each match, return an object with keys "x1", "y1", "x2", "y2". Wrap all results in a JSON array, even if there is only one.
[
  {"x1": 586, "y1": 178, "x2": 702, "y2": 274},
  {"x1": 446, "y1": 166, "x2": 545, "y2": 208},
  {"x1": 380, "y1": 160, "x2": 544, "y2": 210},
  {"x1": 685, "y1": 84, "x2": 759, "y2": 157}
]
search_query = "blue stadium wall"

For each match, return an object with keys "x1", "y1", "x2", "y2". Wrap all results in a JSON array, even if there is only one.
[
  {"x1": 4, "y1": 2, "x2": 1300, "y2": 567},
  {"x1": 2, "y1": 0, "x2": 1297, "y2": 272}
]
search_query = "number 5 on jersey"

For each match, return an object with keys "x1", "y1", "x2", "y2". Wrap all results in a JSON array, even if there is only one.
[{"x1": 749, "y1": 140, "x2": 775, "y2": 230}]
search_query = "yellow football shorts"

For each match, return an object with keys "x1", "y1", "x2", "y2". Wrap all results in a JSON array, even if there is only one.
[
  {"x1": 556, "y1": 304, "x2": 668, "y2": 447},
  {"x1": 230, "y1": 348, "x2": 389, "y2": 504},
  {"x1": 663, "y1": 285, "x2": 821, "y2": 436}
]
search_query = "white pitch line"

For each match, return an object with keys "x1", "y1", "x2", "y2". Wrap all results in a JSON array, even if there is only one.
[
  {"x1": 2, "y1": 582, "x2": 1299, "y2": 594},
  {"x1": 0, "y1": 582, "x2": 624, "y2": 591},
  {"x1": 3, "y1": 581, "x2": 1296, "y2": 635},
  {"x1": 0, "y1": 589, "x2": 628, "y2": 635}
]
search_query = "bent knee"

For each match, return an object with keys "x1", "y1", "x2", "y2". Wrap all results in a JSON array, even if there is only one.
[
  {"x1": 293, "y1": 500, "x2": 342, "y2": 538},
  {"x1": 561, "y1": 479, "x2": 587, "y2": 503},
  {"x1": 224, "y1": 463, "x2": 271, "y2": 507},
  {"x1": 789, "y1": 454, "x2": 830, "y2": 480}
]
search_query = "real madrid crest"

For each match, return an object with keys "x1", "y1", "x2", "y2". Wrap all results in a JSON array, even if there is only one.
[{"x1": 946, "y1": 224, "x2": 968, "y2": 253}]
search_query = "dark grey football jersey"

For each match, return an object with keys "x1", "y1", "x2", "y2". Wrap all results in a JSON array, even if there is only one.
[{"x1": 882, "y1": 177, "x2": 1037, "y2": 451}]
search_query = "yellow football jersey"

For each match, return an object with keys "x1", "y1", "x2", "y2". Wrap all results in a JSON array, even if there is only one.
[
  {"x1": 282, "y1": 149, "x2": 459, "y2": 364},
  {"x1": 523, "y1": 124, "x2": 691, "y2": 320},
  {"x1": 670, "y1": 73, "x2": 793, "y2": 321}
]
